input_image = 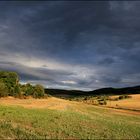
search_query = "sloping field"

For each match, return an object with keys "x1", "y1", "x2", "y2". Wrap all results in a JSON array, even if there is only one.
[
  {"x1": 106, "y1": 94, "x2": 140, "y2": 110},
  {"x1": 0, "y1": 97, "x2": 82, "y2": 110},
  {"x1": 0, "y1": 97, "x2": 140, "y2": 139}
]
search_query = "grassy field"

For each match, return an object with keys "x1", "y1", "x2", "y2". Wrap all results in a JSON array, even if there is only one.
[{"x1": 0, "y1": 97, "x2": 140, "y2": 139}]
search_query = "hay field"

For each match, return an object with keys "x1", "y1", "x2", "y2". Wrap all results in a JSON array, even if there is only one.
[
  {"x1": 106, "y1": 94, "x2": 140, "y2": 110},
  {"x1": 0, "y1": 96, "x2": 140, "y2": 139}
]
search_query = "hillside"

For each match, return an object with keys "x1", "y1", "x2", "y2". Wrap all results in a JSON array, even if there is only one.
[
  {"x1": 105, "y1": 94, "x2": 140, "y2": 110},
  {"x1": 0, "y1": 97, "x2": 140, "y2": 139},
  {"x1": 89, "y1": 86, "x2": 140, "y2": 95},
  {"x1": 45, "y1": 85, "x2": 140, "y2": 98}
]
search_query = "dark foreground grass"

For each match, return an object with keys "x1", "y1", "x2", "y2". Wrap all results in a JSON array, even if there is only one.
[{"x1": 0, "y1": 105, "x2": 140, "y2": 139}]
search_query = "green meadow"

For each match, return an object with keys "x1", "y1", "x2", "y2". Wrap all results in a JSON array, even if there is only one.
[{"x1": 0, "y1": 103, "x2": 140, "y2": 139}]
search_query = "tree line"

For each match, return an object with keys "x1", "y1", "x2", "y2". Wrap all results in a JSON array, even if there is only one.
[{"x1": 0, "y1": 71, "x2": 45, "y2": 98}]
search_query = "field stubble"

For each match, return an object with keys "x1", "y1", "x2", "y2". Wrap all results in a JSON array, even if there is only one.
[{"x1": 0, "y1": 96, "x2": 140, "y2": 139}]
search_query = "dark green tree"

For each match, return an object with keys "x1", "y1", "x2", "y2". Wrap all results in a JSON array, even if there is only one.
[
  {"x1": 0, "y1": 71, "x2": 19, "y2": 96},
  {"x1": 0, "y1": 71, "x2": 46, "y2": 98},
  {"x1": 33, "y1": 84, "x2": 45, "y2": 98},
  {"x1": 0, "y1": 81, "x2": 8, "y2": 97},
  {"x1": 13, "y1": 85, "x2": 21, "y2": 98}
]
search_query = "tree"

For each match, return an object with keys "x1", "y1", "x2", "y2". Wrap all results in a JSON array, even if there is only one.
[
  {"x1": 0, "y1": 81, "x2": 8, "y2": 97},
  {"x1": 0, "y1": 71, "x2": 46, "y2": 99},
  {"x1": 13, "y1": 85, "x2": 21, "y2": 98},
  {"x1": 0, "y1": 71, "x2": 19, "y2": 96},
  {"x1": 24, "y1": 83, "x2": 34, "y2": 96},
  {"x1": 33, "y1": 84, "x2": 45, "y2": 98}
]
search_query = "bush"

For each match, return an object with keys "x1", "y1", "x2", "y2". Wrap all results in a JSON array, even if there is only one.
[
  {"x1": 118, "y1": 95, "x2": 131, "y2": 100},
  {"x1": 33, "y1": 84, "x2": 45, "y2": 98},
  {"x1": 98, "y1": 99, "x2": 107, "y2": 105},
  {"x1": 22, "y1": 83, "x2": 34, "y2": 96}
]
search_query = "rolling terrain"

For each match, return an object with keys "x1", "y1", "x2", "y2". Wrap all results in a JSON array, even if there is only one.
[
  {"x1": 106, "y1": 94, "x2": 140, "y2": 111},
  {"x1": 45, "y1": 85, "x2": 140, "y2": 99},
  {"x1": 0, "y1": 96, "x2": 140, "y2": 139}
]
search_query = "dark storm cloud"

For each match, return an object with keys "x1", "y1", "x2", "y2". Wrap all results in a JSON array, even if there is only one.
[
  {"x1": 98, "y1": 57, "x2": 115, "y2": 65},
  {"x1": 0, "y1": 1, "x2": 140, "y2": 90}
]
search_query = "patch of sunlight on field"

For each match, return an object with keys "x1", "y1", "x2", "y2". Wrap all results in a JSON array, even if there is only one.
[
  {"x1": 0, "y1": 97, "x2": 80, "y2": 110},
  {"x1": 106, "y1": 94, "x2": 140, "y2": 110}
]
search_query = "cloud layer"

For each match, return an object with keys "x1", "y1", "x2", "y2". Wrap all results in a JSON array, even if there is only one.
[{"x1": 0, "y1": 1, "x2": 140, "y2": 90}]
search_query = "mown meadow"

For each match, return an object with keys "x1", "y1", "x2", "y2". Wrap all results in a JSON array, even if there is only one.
[{"x1": 0, "y1": 101, "x2": 140, "y2": 139}]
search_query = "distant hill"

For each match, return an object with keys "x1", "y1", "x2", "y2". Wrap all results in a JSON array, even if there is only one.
[
  {"x1": 45, "y1": 85, "x2": 140, "y2": 97},
  {"x1": 89, "y1": 85, "x2": 140, "y2": 95},
  {"x1": 45, "y1": 89, "x2": 87, "y2": 98}
]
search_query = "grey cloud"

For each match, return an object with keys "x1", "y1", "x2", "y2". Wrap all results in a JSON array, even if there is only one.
[
  {"x1": 98, "y1": 57, "x2": 115, "y2": 65},
  {"x1": 0, "y1": 1, "x2": 140, "y2": 90}
]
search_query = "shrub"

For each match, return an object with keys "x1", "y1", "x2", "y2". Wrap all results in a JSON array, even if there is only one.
[
  {"x1": 98, "y1": 99, "x2": 107, "y2": 105},
  {"x1": 33, "y1": 84, "x2": 45, "y2": 98},
  {"x1": 118, "y1": 95, "x2": 131, "y2": 100},
  {"x1": 22, "y1": 83, "x2": 34, "y2": 96}
]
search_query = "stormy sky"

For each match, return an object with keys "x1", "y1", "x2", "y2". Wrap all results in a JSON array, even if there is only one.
[{"x1": 0, "y1": 1, "x2": 140, "y2": 90}]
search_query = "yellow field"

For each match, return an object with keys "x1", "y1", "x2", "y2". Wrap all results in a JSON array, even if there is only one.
[
  {"x1": 0, "y1": 96, "x2": 140, "y2": 116},
  {"x1": 106, "y1": 94, "x2": 140, "y2": 110},
  {"x1": 0, "y1": 96, "x2": 75, "y2": 110}
]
